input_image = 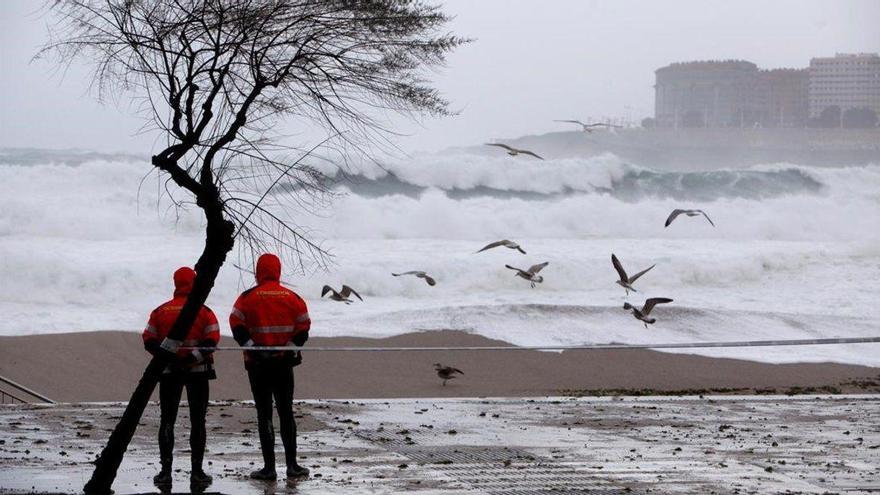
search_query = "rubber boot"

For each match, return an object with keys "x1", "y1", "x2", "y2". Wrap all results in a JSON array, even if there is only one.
[
  {"x1": 250, "y1": 466, "x2": 277, "y2": 480},
  {"x1": 251, "y1": 421, "x2": 277, "y2": 480},
  {"x1": 153, "y1": 466, "x2": 172, "y2": 486},
  {"x1": 190, "y1": 469, "x2": 213, "y2": 486},
  {"x1": 285, "y1": 448, "x2": 309, "y2": 478},
  {"x1": 155, "y1": 418, "x2": 174, "y2": 486},
  {"x1": 190, "y1": 441, "x2": 212, "y2": 486},
  {"x1": 286, "y1": 464, "x2": 310, "y2": 478}
]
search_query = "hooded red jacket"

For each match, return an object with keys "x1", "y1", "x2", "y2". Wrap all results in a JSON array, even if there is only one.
[
  {"x1": 229, "y1": 254, "x2": 310, "y2": 366},
  {"x1": 143, "y1": 267, "x2": 220, "y2": 375}
]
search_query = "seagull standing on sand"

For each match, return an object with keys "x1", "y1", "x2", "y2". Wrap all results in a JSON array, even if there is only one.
[
  {"x1": 434, "y1": 363, "x2": 464, "y2": 386},
  {"x1": 505, "y1": 262, "x2": 549, "y2": 288},
  {"x1": 611, "y1": 254, "x2": 655, "y2": 295},
  {"x1": 553, "y1": 120, "x2": 623, "y2": 133},
  {"x1": 321, "y1": 285, "x2": 363, "y2": 304},
  {"x1": 485, "y1": 143, "x2": 544, "y2": 160},
  {"x1": 623, "y1": 298, "x2": 673, "y2": 328},
  {"x1": 392, "y1": 271, "x2": 437, "y2": 286},
  {"x1": 476, "y1": 239, "x2": 527, "y2": 254},
  {"x1": 665, "y1": 209, "x2": 715, "y2": 228}
]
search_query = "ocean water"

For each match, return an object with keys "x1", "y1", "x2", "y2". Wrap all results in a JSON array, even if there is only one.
[{"x1": 1, "y1": 148, "x2": 879, "y2": 366}]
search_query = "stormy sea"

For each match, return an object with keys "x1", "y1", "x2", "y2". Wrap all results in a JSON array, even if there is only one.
[{"x1": 1, "y1": 146, "x2": 878, "y2": 366}]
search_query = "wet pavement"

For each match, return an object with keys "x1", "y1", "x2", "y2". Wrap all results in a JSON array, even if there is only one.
[{"x1": 1, "y1": 395, "x2": 879, "y2": 494}]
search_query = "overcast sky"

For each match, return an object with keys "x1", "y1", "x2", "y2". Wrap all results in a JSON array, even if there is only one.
[{"x1": 1, "y1": 0, "x2": 878, "y2": 154}]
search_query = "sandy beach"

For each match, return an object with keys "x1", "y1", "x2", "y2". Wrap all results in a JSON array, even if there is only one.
[{"x1": 1, "y1": 330, "x2": 877, "y2": 402}]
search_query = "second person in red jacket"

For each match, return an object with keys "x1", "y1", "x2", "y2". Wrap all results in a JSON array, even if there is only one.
[{"x1": 230, "y1": 253, "x2": 311, "y2": 480}]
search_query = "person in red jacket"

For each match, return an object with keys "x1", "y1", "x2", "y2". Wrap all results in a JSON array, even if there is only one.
[
  {"x1": 230, "y1": 253, "x2": 311, "y2": 480},
  {"x1": 142, "y1": 266, "x2": 220, "y2": 487}
]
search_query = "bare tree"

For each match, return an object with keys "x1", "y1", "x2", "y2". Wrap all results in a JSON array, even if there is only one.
[{"x1": 41, "y1": 1, "x2": 465, "y2": 492}]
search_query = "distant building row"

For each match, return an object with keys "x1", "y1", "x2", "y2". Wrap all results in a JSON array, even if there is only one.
[{"x1": 653, "y1": 53, "x2": 880, "y2": 128}]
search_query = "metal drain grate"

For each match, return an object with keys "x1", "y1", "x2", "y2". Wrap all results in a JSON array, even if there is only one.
[
  {"x1": 354, "y1": 429, "x2": 632, "y2": 494},
  {"x1": 487, "y1": 490, "x2": 624, "y2": 495},
  {"x1": 399, "y1": 446, "x2": 536, "y2": 464},
  {"x1": 430, "y1": 462, "x2": 625, "y2": 493},
  {"x1": 399, "y1": 446, "x2": 629, "y2": 494}
]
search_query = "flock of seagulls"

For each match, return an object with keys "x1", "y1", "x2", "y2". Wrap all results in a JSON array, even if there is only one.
[
  {"x1": 614, "y1": 209, "x2": 717, "y2": 325},
  {"x1": 315, "y1": 127, "x2": 719, "y2": 383},
  {"x1": 478, "y1": 122, "x2": 718, "y2": 335},
  {"x1": 484, "y1": 119, "x2": 623, "y2": 160},
  {"x1": 611, "y1": 253, "x2": 673, "y2": 328},
  {"x1": 613, "y1": 211, "x2": 715, "y2": 326},
  {"x1": 318, "y1": 209, "x2": 714, "y2": 384}
]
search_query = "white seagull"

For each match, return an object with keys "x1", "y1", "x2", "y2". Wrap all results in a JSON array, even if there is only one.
[
  {"x1": 505, "y1": 261, "x2": 549, "y2": 288},
  {"x1": 554, "y1": 120, "x2": 623, "y2": 133},
  {"x1": 321, "y1": 285, "x2": 363, "y2": 304},
  {"x1": 476, "y1": 239, "x2": 526, "y2": 255},
  {"x1": 392, "y1": 271, "x2": 437, "y2": 286},
  {"x1": 623, "y1": 298, "x2": 673, "y2": 328},
  {"x1": 611, "y1": 254, "x2": 655, "y2": 295},
  {"x1": 485, "y1": 143, "x2": 544, "y2": 160},
  {"x1": 665, "y1": 209, "x2": 715, "y2": 228}
]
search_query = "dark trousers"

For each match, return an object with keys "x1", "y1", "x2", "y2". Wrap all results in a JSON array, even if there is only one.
[
  {"x1": 158, "y1": 377, "x2": 209, "y2": 471},
  {"x1": 247, "y1": 360, "x2": 297, "y2": 469}
]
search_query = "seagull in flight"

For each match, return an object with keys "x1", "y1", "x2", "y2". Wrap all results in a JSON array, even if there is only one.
[
  {"x1": 665, "y1": 209, "x2": 715, "y2": 228},
  {"x1": 485, "y1": 143, "x2": 544, "y2": 160},
  {"x1": 611, "y1": 254, "x2": 655, "y2": 295},
  {"x1": 434, "y1": 363, "x2": 464, "y2": 386},
  {"x1": 321, "y1": 285, "x2": 363, "y2": 304},
  {"x1": 554, "y1": 120, "x2": 623, "y2": 133},
  {"x1": 505, "y1": 261, "x2": 549, "y2": 288},
  {"x1": 476, "y1": 239, "x2": 526, "y2": 254},
  {"x1": 623, "y1": 298, "x2": 673, "y2": 328},
  {"x1": 392, "y1": 271, "x2": 437, "y2": 286}
]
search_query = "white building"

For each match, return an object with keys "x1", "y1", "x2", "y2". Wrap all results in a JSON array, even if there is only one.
[{"x1": 809, "y1": 53, "x2": 880, "y2": 118}]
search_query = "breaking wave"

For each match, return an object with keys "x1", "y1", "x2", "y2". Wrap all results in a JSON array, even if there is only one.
[
  {"x1": 326, "y1": 152, "x2": 832, "y2": 202},
  {"x1": 1, "y1": 148, "x2": 878, "y2": 244},
  {"x1": 314, "y1": 154, "x2": 880, "y2": 242}
]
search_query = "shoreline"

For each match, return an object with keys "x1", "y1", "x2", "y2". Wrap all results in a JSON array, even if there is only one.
[{"x1": 1, "y1": 330, "x2": 878, "y2": 402}]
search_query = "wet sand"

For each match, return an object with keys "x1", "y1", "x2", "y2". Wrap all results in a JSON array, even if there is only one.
[{"x1": 1, "y1": 330, "x2": 878, "y2": 402}]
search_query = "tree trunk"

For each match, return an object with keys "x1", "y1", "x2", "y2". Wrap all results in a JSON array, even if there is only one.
[{"x1": 84, "y1": 199, "x2": 234, "y2": 494}]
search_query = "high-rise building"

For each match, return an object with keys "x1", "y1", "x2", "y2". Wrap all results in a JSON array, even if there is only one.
[
  {"x1": 757, "y1": 69, "x2": 809, "y2": 128},
  {"x1": 809, "y1": 53, "x2": 880, "y2": 118},
  {"x1": 654, "y1": 54, "x2": 879, "y2": 128},
  {"x1": 654, "y1": 60, "x2": 762, "y2": 128}
]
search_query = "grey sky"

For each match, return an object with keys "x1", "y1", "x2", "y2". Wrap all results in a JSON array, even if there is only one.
[{"x1": 1, "y1": 0, "x2": 878, "y2": 154}]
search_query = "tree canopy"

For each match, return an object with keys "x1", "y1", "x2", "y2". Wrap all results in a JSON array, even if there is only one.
[{"x1": 44, "y1": 0, "x2": 467, "y2": 271}]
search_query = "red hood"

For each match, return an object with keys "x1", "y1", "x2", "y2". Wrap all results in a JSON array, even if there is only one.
[
  {"x1": 173, "y1": 267, "x2": 196, "y2": 297},
  {"x1": 256, "y1": 253, "x2": 281, "y2": 284}
]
